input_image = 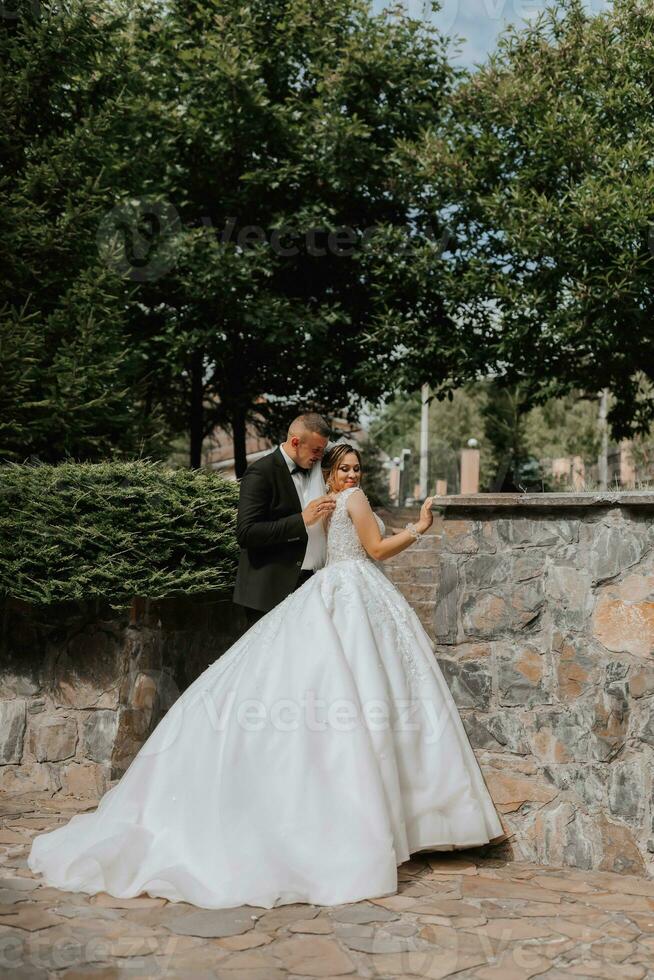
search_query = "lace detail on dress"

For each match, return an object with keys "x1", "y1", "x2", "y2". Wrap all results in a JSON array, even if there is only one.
[
  {"x1": 323, "y1": 487, "x2": 429, "y2": 694},
  {"x1": 210, "y1": 486, "x2": 429, "y2": 702},
  {"x1": 325, "y1": 487, "x2": 384, "y2": 566},
  {"x1": 361, "y1": 571, "x2": 432, "y2": 691}
]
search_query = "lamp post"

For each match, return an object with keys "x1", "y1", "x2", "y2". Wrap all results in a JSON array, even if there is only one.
[
  {"x1": 419, "y1": 383, "x2": 430, "y2": 500},
  {"x1": 400, "y1": 448, "x2": 411, "y2": 505},
  {"x1": 598, "y1": 389, "x2": 609, "y2": 490},
  {"x1": 390, "y1": 456, "x2": 401, "y2": 506}
]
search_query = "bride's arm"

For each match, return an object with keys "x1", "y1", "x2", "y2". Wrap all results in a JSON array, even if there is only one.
[{"x1": 347, "y1": 490, "x2": 434, "y2": 561}]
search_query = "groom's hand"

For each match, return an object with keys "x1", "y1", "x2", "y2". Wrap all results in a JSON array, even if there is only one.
[{"x1": 302, "y1": 495, "x2": 336, "y2": 527}]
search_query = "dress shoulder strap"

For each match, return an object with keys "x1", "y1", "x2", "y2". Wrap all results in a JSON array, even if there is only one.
[{"x1": 339, "y1": 486, "x2": 366, "y2": 506}]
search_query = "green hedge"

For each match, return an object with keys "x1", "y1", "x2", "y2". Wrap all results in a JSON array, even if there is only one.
[{"x1": 0, "y1": 460, "x2": 241, "y2": 610}]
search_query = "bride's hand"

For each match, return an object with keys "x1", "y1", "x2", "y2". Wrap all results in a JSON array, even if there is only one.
[{"x1": 416, "y1": 496, "x2": 434, "y2": 533}]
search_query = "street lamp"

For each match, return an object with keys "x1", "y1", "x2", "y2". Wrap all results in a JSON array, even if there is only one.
[{"x1": 400, "y1": 448, "x2": 411, "y2": 505}]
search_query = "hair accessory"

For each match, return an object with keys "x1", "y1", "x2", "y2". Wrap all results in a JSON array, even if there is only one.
[{"x1": 404, "y1": 522, "x2": 422, "y2": 542}]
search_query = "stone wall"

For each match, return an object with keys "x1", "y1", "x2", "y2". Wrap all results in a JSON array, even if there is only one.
[
  {"x1": 380, "y1": 506, "x2": 442, "y2": 644},
  {"x1": 6, "y1": 494, "x2": 654, "y2": 879},
  {"x1": 386, "y1": 493, "x2": 654, "y2": 877},
  {"x1": 0, "y1": 593, "x2": 246, "y2": 799}
]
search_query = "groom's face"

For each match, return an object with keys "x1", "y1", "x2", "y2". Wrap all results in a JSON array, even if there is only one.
[{"x1": 293, "y1": 432, "x2": 328, "y2": 469}]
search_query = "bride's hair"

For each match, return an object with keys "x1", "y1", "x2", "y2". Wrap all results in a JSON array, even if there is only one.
[{"x1": 322, "y1": 443, "x2": 362, "y2": 491}]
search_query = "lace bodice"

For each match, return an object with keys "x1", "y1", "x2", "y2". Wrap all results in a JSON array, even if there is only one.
[{"x1": 325, "y1": 487, "x2": 385, "y2": 566}]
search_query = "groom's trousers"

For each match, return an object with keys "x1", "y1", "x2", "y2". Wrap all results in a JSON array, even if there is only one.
[{"x1": 243, "y1": 570, "x2": 314, "y2": 628}]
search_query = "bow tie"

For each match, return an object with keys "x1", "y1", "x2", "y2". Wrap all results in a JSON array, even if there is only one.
[{"x1": 291, "y1": 464, "x2": 310, "y2": 476}]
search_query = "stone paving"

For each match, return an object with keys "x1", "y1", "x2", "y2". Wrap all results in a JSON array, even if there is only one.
[{"x1": 2, "y1": 792, "x2": 654, "y2": 979}]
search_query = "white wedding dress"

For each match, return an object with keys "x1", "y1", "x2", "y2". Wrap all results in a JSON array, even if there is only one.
[{"x1": 28, "y1": 487, "x2": 503, "y2": 909}]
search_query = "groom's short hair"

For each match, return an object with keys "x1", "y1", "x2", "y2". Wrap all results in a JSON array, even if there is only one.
[{"x1": 288, "y1": 413, "x2": 331, "y2": 439}]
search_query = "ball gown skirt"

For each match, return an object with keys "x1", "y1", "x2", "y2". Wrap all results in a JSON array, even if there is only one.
[{"x1": 28, "y1": 490, "x2": 503, "y2": 910}]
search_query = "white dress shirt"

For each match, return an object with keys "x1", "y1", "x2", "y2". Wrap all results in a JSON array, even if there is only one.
[{"x1": 278, "y1": 444, "x2": 327, "y2": 571}]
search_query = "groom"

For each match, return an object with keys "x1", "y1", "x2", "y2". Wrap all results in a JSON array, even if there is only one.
[{"x1": 233, "y1": 413, "x2": 336, "y2": 626}]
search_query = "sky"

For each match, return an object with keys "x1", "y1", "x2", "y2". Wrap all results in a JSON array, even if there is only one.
[{"x1": 373, "y1": 0, "x2": 611, "y2": 70}]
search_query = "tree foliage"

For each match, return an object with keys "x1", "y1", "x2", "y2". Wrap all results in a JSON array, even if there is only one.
[
  {"x1": 398, "y1": 0, "x2": 654, "y2": 439},
  {"x1": 1, "y1": 0, "x2": 465, "y2": 471},
  {"x1": 0, "y1": 0, "x2": 170, "y2": 463},
  {"x1": 122, "y1": 0, "x2": 462, "y2": 472}
]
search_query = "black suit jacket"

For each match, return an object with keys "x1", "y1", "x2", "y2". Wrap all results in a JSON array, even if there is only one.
[{"x1": 232, "y1": 448, "x2": 309, "y2": 613}]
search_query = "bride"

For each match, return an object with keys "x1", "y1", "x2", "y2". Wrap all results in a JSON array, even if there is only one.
[{"x1": 27, "y1": 443, "x2": 503, "y2": 910}]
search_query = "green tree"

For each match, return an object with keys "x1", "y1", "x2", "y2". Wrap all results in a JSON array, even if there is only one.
[
  {"x1": 123, "y1": 0, "x2": 462, "y2": 473},
  {"x1": 3, "y1": 0, "x2": 464, "y2": 471},
  {"x1": 0, "y1": 0, "x2": 170, "y2": 463},
  {"x1": 400, "y1": 0, "x2": 654, "y2": 439},
  {"x1": 369, "y1": 382, "x2": 607, "y2": 492},
  {"x1": 523, "y1": 391, "x2": 601, "y2": 464}
]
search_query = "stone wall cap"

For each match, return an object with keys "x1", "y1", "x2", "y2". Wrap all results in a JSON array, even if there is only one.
[{"x1": 435, "y1": 491, "x2": 654, "y2": 509}]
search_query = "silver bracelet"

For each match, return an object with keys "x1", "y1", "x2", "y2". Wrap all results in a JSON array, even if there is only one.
[{"x1": 404, "y1": 522, "x2": 423, "y2": 542}]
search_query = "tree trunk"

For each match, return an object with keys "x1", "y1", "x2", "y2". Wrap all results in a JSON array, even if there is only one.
[
  {"x1": 233, "y1": 407, "x2": 248, "y2": 478},
  {"x1": 189, "y1": 350, "x2": 204, "y2": 469}
]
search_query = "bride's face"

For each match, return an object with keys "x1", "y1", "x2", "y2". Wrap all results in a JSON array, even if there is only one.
[{"x1": 332, "y1": 453, "x2": 361, "y2": 492}]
